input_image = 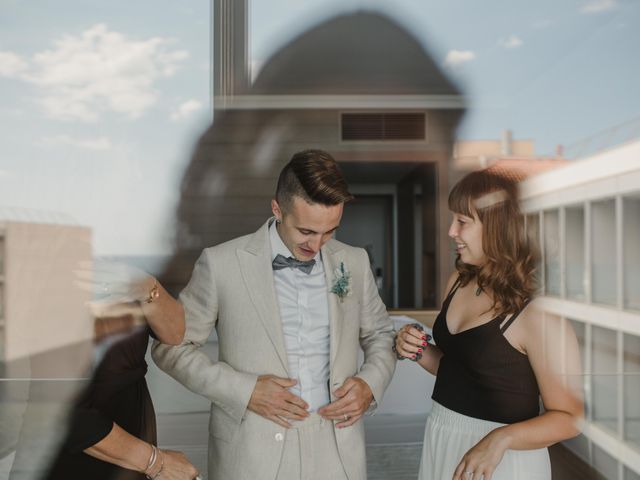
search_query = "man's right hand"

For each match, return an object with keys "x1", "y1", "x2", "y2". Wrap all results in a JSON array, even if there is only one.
[{"x1": 247, "y1": 375, "x2": 310, "y2": 428}]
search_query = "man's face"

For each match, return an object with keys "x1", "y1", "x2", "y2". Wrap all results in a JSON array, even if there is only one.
[{"x1": 271, "y1": 196, "x2": 344, "y2": 261}]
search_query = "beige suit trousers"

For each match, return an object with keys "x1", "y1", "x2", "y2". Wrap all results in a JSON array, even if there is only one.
[{"x1": 276, "y1": 413, "x2": 350, "y2": 480}]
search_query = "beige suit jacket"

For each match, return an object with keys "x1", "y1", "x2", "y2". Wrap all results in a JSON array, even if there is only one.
[{"x1": 152, "y1": 219, "x2": 396, "y2": 480}]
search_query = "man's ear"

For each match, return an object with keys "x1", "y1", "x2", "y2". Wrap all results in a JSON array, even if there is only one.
[{"x1": 271, "y1": 199, "x2": 282, "y2": 222}]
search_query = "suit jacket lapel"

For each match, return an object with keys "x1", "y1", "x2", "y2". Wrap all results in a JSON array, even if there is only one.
[
  {"x1": 237, "y1": 219, "x2": 289, "y2": 373},
  {"x1": 322, "y1": 240, "x2": 346, "y2": 367}
]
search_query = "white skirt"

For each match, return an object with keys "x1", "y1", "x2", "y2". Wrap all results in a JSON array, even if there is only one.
[{"x1": 418, "y1": 402, "x2": 551, "y2": 480}]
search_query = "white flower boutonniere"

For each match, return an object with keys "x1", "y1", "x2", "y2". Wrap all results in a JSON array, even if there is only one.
[{"x1": 330, "y1": 262, "x2": 351, "y2": 303}]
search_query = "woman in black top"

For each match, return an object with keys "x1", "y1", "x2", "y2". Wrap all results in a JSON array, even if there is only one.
[
  {"x1": 394, "y1": 170, "x2": 583, "y2": 480},
  {"x1": 43, "y1": 278, "x2": 200, "y2": 480}
]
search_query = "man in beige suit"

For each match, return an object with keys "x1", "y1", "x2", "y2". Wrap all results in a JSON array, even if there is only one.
[{"x1": 152, "y1": 149, "x2": 396, "y2": 480}]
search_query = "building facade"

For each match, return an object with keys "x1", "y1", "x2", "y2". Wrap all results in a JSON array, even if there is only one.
[{"x1": 521, "y1": 139, "x2": 640, "y2": 479}]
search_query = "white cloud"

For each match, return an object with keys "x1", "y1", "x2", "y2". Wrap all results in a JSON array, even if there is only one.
[
  {"x1": 40, "y1": 134, "x2": 113, "y2": 151},
  {"x1": 0, "y1": 51, "x2": 29, "y2": 77},
  {"x1": 581, "y1": 0, "x2": 617, "y2": 14},
  {"x1": 444, "y1": 50, "x2": 475, "y2": 67},
  {"x1": 170, "y1": 99, "x2": 203, "y2": 121},
  {"x1": 4, "y1": 24, "x2": 189, "y2": 121},
  {"x1": 499, "y1": 35, "x2": 523, "y2": 49}
]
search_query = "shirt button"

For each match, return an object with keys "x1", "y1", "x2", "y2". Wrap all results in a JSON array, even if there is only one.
[{"x1": 275, "y1": 433, "x2": 284, "y2": 442}]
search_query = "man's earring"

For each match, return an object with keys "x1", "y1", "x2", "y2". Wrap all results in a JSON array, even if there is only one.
[{"x1": 276, "y1": 218, "x2": 281, "y2": 225}]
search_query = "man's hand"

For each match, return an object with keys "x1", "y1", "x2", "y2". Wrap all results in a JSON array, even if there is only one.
[
  {"x1": 318, "y1": 377, "x2": 373, "y2": 428},
  {"x1": 247, "y1": 375, "x2": 310, "y2": 428}
]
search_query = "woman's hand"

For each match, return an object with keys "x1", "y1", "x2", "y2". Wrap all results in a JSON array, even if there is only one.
[
  {"x1": 452, "y1": 429, "x2": 509, "y2": 480},
  {"x1": 151, "y1": 449, "x2": 200, "y2": 480},
  {"x1": 394, "y1": 324, "x2": 429, "y2": 360}
]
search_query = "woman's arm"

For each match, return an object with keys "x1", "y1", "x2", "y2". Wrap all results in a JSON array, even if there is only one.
[
  {"x1": 85, "y1": 422, "x2": 199, "y2": 479},
  {"x1": 138, "y1": 277, "x2": 186, "y2": 345},
  {"x1": 415, "y1": 343, "x2": 443, "y2": 375},
  {"x1": 394, "y1": 272, "x2": 457, "y2": 375},
  {"x1": 489, "y1": 309, "x2": 584, "y2": 448},
  {"x1": 452, "y1": 307, "x2": 584, "y2": 480}
]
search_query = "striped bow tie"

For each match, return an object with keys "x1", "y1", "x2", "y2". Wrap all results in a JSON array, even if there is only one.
[{"x1": 272, "y1": 254, "x2": 316, "y2": 274}]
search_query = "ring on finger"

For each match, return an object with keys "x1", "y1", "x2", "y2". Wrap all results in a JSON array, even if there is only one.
[{"x1": 343, "y1": 414, "x2": 349, "y2": 421}]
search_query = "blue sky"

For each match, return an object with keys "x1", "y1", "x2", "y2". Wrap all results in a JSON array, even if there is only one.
[{"x1": 0, "y1": 0, "x2": 638, "y2": 255}]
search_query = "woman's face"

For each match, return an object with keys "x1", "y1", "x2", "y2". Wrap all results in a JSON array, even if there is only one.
[{"x1": 448, "y1": 210, "x2": 487, "y2": 266}]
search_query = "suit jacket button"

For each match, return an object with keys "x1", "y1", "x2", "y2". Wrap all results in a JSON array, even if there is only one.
[{"x1": 275, "y1": 433, "x2": 284, "y2": 442}]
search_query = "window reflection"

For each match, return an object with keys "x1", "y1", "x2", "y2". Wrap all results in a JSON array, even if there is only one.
[
  {"x1": 543, "y1": 209, "x2": 560, "y2": 296},
  {"x1": 565, "y1": 206, "x2": 585, "y2": 301},
  {"x1": 624, "y1": 333, "x2": 640, "y2": 448},
  {"x1": 592, "y1": 326, "x2": 618, "y2": 435},
  {"x1": 624, "y1": 195, "x2": 640, "y2": 311},
  {"x1": 592, "y1": 199, "x2": 617, "y2": 306}
]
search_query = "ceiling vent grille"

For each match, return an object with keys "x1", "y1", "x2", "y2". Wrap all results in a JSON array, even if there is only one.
[{"x1": 341, "y1": 113, "x2": 425, "y2": 141}]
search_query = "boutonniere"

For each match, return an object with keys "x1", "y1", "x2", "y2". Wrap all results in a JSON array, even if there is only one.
[{"x1": 330, "y1": 262, "x2": 351, "y2": 303}]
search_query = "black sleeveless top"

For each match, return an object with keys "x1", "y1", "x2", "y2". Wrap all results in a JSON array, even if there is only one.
[
  {"x1": 44, "y1": 326, "x2": 157, "y2": 480},
  {"x1": 431, "y1": 279, "x2": 540, "y2": 424}
]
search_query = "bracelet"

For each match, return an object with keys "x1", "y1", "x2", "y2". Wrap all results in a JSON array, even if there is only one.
[
  {"x1": 144, "y1": 444, "x2": 157, "y2": 474},
  {"x1": 149, "y1": 451, "x2": 164, "y2": 480},
  {"x1": 143, "y1": 280, "x2": 160, "y2": 304},
  {"x1": 393, "y1": 324, "x2": 428, "y2": 362},
  {"x1": 391, "y1": 332, "x2": 405, "y2": 361}
]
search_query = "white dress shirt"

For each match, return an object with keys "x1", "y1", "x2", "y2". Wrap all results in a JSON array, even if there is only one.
[{"x1": 269, "y1": 222, "x2": 331, "y2": 411}]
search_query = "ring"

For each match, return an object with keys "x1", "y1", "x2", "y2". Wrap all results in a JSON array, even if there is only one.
[
  {"x1": 465, "y1": 471, "x2": 473, "y2": 476},
  {"x1": 343, "y1": 414, "x2": 348, "y2": 421}
]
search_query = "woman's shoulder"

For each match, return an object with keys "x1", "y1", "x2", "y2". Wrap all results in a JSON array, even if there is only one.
[
  {"x1": 442, "y1": 271, "x2": 459, "y2": 302},
  {"x1": 514, "y1": 298, "x2": 566, "y2": 343}
]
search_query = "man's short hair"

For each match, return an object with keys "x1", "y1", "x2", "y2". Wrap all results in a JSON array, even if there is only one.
[{"x1": 275, "y1": 149, "x2": 354, "y2": 212}]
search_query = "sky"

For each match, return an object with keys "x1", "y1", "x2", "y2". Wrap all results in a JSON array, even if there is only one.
[{"x1": 0, "y1": 0, "x2": 638, "y2": 255}]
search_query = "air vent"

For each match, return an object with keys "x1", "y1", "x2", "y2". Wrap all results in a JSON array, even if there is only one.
[{"x1": 341, "y1": 113, "x2": 425, "y2": 141}]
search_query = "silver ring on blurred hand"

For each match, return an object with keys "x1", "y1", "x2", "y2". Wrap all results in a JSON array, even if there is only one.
[{"x1": 343, "y1": 414, "x2": 348, "y2": 421}]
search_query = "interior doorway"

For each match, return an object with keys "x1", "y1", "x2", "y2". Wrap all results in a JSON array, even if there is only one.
[
  {"x1": 336, "y1": 195, "x2": 393, "y2": 306},
  {"x1": 337, "y1": 161, "x2": 439, "y2": 309}
]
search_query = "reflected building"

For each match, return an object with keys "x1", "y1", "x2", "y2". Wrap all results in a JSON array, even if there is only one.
[
  {"x1": 0, "y1": 212, "x2": 92, "y2": 364},
  {"x1": 521, "y1": 138, "x2": 640, "y2": 479},
  {"x1": 163, "y1": 2, "x2": 465, "y2": 310},
  {"x1": 0, "y1": 210, "x2": 93, "y2": 478},
  {"x1": 452, "y1": 129, "x2": 568, "y2": 183}
]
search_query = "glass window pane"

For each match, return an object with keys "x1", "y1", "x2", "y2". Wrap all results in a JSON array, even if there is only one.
[
  {"x1": 624, "y1": 195, "x2": 640, "y2": 311},
  {"x1": 565, "y1": 206, "x2": 585, "y2": 301},
  {"x1": 592, "y1": 445, "x2": 619, "y2": 480},
  {"x1": 625, "y1": 466, "x2": 640, "y2": 480},
  {"x1": 592, "y1": 326, "x2": 618, "y2": 434},
  {"x1": 527, "y1": 213, "x2": 540, "y2": 251},
  {"x1": 544, "y1": 209, "x2": 560, "y2": 296},
  {"x1": 0, "y1": 235, "x2": 4, "y2": 274},
  {"x1": 624, "y1": 333, "x2": 640, "y2": 449},
  {"x1": 592, "y1": 199, "x2": 617, "y2": 305},
  {"x1": 569, "y1": 319, "x2": 589, "y2": 416},
  {"x1": 526, "y1": 213, "x2": 542, "y2": 289}
]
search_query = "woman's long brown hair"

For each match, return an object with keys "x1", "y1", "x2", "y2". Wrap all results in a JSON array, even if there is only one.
[{"x1": 448, "y1": 170, "x2": 539, "y2": 317}]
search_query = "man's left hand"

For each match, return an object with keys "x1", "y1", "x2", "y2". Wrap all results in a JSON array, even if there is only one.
[{"x1": 318, "y1": 377, "x2": 373, "y2": 428}]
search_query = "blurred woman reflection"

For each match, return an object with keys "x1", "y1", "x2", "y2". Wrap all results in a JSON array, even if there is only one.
[
  {"x1": 394, "y1": 170, "x2": 584, "y2": 480},
  {"x1": 43, "y1": 280, "x2": 199, "y2": 480}
]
